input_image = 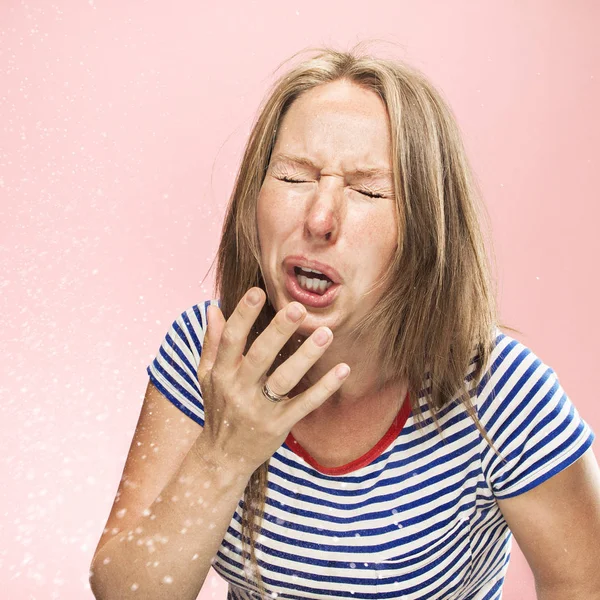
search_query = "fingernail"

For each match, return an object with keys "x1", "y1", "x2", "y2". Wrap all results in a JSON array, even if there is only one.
[
  {"x1": 335, "y1": 364, "x2": 350, "y2": 379},
  {"x1": 287, "y1": 303, "x2": 304, "y2": 322},
  {"x1": 246, "y1": 289, "x2": 261, "y2": 306},
  {"x1": 313, "y1": 328, "x2": 331, "y2": 347}
]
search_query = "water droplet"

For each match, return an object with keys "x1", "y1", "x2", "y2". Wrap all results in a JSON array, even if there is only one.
[
  {"x1": 162, "y1": 575, "x2": 173, "y2": 584},
  {"x1": 130, "y1": 583, "x2": 139, "y2": 591}
]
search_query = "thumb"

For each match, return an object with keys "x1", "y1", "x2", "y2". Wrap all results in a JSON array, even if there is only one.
[{"x1": 197, "y1": 304, "x2": 225, "y2": 382}]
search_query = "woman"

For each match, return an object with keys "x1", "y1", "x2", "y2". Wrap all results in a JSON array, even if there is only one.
[{"x1": 89, "y1": 48, "x2": 600, "y2": 599}]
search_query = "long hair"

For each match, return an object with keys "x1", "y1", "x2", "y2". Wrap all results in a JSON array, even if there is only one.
[{"x1": 214, "y1": 45, "x2": 499, "y2": 597}]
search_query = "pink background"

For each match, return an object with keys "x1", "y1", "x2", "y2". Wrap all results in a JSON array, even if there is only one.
[{"x1": 1, "y1": 1, "x2": 598, "y2": 598}]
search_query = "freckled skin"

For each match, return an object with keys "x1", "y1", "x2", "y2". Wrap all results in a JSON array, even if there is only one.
[
  {"x1": 257, "y1": 80, "x2": 398, "y2": 336},
  {"x1": 257, "y1": 80, "x2": 399, "y2": 402}
]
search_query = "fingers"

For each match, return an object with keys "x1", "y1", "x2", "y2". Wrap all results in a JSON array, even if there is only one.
[
  {"x1": 239, "y1": 301, "x2": 307, "y2": 383},
  {"x1": 285, "y1": 364, "x2": 351, "y2": 425},
  {"x1": 197, "y1": 304, "x2": 226, "y2": 383},
  {"x1": 265, "y1": 327, "x2": 333, "y2": 396},
  {"x1": 213, "y1": 288, "x2": 267, "y2": 372}
]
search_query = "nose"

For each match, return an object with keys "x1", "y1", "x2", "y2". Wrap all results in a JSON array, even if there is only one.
[{"x1": 304, "y1": 177, "x2": 342, "y2": 244}]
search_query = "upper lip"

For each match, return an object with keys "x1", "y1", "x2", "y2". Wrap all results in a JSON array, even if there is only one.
[{"x1": 283, "y1": 255, "x2": 342, "y2": 284}]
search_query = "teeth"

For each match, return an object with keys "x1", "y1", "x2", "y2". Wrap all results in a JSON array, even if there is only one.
[
  {"x1": 317, "y1": 279, "x2": 329, "y2": 293},
  {"x1": 303, "y1": 267, "x2": 324, "y2": 275},
  {"x1": 296, "y1": 274, "x2": 333, "y2": 295}
]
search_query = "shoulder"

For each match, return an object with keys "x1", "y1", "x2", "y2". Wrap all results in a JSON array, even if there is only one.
[
  {"x1": 170, "y1": 300, "x2": 220, "y2": 351},
  {"x1": 146, "y1": 300, "x2": 221, "y2": 426},
  {"x1": 476, "y1": 327, "x2": 561, "y2": 414},
  {"x1": 475, "y1": 328, "x2": 594, "y2": 497}
]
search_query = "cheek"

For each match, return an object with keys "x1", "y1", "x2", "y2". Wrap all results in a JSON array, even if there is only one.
[
  {"x1": 350, "y1": 208, "x2": 398, "y2": 254},
  {"x1": 257, "y1": 188, "x2": 300, "y2": 242},
  {"x1": 256, "y1": 192, "x2": 278, "y2": 251}
]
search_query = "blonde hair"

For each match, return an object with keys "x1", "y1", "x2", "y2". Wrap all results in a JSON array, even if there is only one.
[{"x1": 214, "y1": 45, "x2": 499, "y2": 597}]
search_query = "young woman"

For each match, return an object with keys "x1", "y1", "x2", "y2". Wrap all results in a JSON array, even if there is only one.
[{"x1": 90, "y1": 48, "x2": 600, "y2": 600}]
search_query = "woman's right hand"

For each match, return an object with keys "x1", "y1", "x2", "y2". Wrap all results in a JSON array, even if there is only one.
[{"x1": 196, "y1": 287, "x2": 350, "y2": 475}]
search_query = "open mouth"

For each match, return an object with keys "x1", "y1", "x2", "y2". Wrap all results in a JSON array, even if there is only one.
[{"x1": 293, "y1": 266, "x2": 334, "y2": 296}]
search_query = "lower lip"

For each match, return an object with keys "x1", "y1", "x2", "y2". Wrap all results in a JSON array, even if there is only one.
[{"x1": 284, "y1": 271, "x2": 340, "y2": 308}]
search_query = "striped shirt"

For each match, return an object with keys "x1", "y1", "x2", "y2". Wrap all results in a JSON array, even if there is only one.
[{"x1": 147, "y1": 300, "x2": 595, "y2": 600}]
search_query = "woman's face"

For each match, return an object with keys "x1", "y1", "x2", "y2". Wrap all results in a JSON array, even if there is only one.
[{"x1": 257, "y1": 79, "x2": 398, "y2": 338}]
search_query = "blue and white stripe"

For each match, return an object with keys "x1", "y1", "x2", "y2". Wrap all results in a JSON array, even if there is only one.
[{"x1": 147, "y1": 301, "x2": 594, "y2": 600}]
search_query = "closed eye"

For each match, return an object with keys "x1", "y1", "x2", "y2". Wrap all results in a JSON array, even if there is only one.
[
  {"x1": 354, "y1": 188, "x2": 385, "y2": 199},
  {"x1": 279, "y1": 176, "x2": 386, "y2": 199},
  {"x1": 279, "y1": 176, "x2": 310, "y2": 184}
]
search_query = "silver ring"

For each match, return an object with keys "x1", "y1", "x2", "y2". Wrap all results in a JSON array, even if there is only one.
[{"x1": 261, "y1": 381, "x2": 288, "y2": 403}]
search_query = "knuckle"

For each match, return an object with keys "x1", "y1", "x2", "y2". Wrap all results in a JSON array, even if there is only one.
[
  {"x1": 315, "y1": 377, "x2": 337, "y2": 400},
  {"x1": 275, "y1": 310, "x2": 296, "y2": 333},
  {"x1": 210, "y1": 364, "x2": 226, "y2": 384},
  {"x1": 303, "y1": 345, "x2": 323, "y2": 362},
  {"x1": 300, "y1": 395, "x2": 318, "y2": 415},
  {"x1": 322, "y1": 377, "x2": 339, "y2": 396},
  {"x1": 220, "y1": 326, "x2": 241, "y2": 347},
  {"x1": 269, "y1": 373, "x2": 292, "y2": 395},
  {"x1": 198, "y1": 375, "x2": 212, "y2": 398},
  {"x1": 245, "y1": 346, "x2": 267, "y2": 368},
  {"x1": 273, "y1": 320, "x2": 289, "y2": 337},
  {"x1": 234, "y1": 301, "x2": 249, "y2": 320},
  {"x1": 264, "y1": 420, "x2": 284, "y2": 438}
]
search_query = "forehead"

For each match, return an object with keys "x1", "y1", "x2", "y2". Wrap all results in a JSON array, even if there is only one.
[{"x1": 272, "y1": 80, "x2": 392, "y2": 174}]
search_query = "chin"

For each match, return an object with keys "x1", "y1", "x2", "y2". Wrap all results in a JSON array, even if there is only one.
[{"x1": 300, "y1": 310, "x2": 343, "y2": 334}]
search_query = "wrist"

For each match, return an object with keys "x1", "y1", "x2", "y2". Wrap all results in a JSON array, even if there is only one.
[{"x1": 190, "y1": 434, "x2": 254, "y2": 490}]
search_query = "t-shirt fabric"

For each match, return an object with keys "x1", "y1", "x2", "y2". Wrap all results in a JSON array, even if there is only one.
[{"x1": 146, "y1": 300, "x2": 595, "y2": 600}]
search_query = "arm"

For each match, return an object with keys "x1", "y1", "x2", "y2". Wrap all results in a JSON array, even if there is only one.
[
  {"x1": 497, "y1": 447, "x2": 600, "y2": 600},
  {"x1": 91, "y1": 290, "x2": 349, "y2": 599},
  {"x1": 90, "y1": 429, "x2": 251, "y2": 600}
]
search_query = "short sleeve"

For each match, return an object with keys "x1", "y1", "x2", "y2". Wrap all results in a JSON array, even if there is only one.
[
  {"x1": 478, "y1": 330, "x2": 595, "y2": 499},
  {"x1": 146, "y1": 300, "x2": 217, "y2": 427}
]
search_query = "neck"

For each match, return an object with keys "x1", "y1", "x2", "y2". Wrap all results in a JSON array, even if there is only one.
[{"x1": 292, "y1": 333, "x2": 404, "y2": 410}]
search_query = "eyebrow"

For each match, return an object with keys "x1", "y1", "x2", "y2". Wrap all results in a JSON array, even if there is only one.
[{"x1": 270, "y1": 153, "x2": 393, "y2": 179}]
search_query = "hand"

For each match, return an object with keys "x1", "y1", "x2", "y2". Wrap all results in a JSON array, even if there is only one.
[{"x1": 196, "y1": 287, "x2": 351, "y2": 475}]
